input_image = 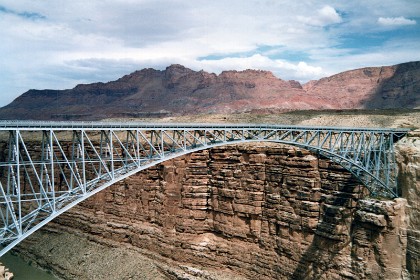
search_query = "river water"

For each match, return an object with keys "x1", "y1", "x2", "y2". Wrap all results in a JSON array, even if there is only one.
[{"x1": 1, "y1": 252, "x2": 58, "y2": 280}]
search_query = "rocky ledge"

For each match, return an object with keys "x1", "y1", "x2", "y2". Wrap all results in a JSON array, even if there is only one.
[{"x1": 0, "y1": 264, "x2": 13, "y2": 280}]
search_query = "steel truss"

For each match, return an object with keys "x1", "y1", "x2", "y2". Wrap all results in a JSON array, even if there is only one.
[{"x1": 0, "y1": 121, "x2": 408, "y2": 256}]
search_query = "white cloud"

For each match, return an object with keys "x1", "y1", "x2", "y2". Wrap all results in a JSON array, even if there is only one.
[
  {"x1": 377, "y1": 16, "x2": 416, "y2": 26},
  {"x1": 295, "y1": 62, "x2": 324, "y2": 79},
  {"x1": 174, "y1": 54, "x2": 326, "y2": 82},
  {"x1": 318, "y1": 6, "x2": 342, "y2": 24},
  {"x1": 298, "y1": 5, "x2": 342, "y2": 27}
]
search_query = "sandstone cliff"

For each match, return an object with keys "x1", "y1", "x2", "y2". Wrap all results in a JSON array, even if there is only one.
[
  {"x1": 0, "y1": 61, "x2": 418, "y2": 120},
  {"x1": 396, "y1": 131, "x2": 420, "y2": 277},
  {"x1": 13, "y1": 143, "x2": 412, "y2": 280}
]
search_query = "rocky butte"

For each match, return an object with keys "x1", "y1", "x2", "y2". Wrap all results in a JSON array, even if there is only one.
[{"x1": 0, "y1": 61, "x2": 419, "y2": 120}]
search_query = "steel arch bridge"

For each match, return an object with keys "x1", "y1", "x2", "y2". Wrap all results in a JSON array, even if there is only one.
[{"x1": 0, "y1": 121, "x2": 408, "y2": 256}]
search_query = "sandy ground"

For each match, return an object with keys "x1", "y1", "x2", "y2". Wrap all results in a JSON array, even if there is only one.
[
  {"x1": 107, "y1": 109, "x2": 420, "y2": 129},
  {"x1": 14, "y1": 229, "x2": 248, "y2": 280}
]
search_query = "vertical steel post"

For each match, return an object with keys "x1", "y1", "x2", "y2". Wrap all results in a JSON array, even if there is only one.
[
  {"x1": 5, "y1": 131, "x2": 13, "y2": 226},
  {"x1": 70, "y1": 131, "x2": 76, "y2": 191},
  {"x1": 136, "y1": 130, "x2": 140, "y2": 164},
  {"x1": 388, "y1": 133, "x2": 397, "y2": 195},
  {"x1": 110, "y1": 130, "x2": 114, "y2": 179},
  {"x1": 15, "y1": 130, "x2": 22, "y2": 235},
  {"x1": 99, "y1": 130, "x2": 103, "y2": 178},
  {"x1": 81, "y1": 130, "x2": 86, "y2": 193},
  {"x1": 50, "y1": 130, "x2": 55, "y2": 212},
  {"x1": 161, "y1": 130, "x2": 164, "y2": 158}
]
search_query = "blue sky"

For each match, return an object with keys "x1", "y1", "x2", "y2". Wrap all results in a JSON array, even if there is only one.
[{"x1": 0, "y1": 0, "x2": 419, "y2": 106}]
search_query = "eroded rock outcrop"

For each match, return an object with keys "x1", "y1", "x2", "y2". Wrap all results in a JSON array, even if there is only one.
[
  {"x1": 13, "y1": 143, "x2": 411, "y2": 279},
  {"x1": 0, "y1": 264, "x2": 13, "y2": 280}
]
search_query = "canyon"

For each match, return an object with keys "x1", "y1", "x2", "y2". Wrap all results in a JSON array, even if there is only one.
[
  {"x1": 0, "y1": 61, "x2": 419, "y2": 120},
  {"x1": 11, "y1": 130, "x2": 420, "y2": 280},
  {"x1": 2, "y1": 61, "x2": 420, "y2": 279}
]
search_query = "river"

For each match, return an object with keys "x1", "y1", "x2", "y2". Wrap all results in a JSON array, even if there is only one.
[{"x1": 1, "y1": 252, "x2": 58, "y2": 280}]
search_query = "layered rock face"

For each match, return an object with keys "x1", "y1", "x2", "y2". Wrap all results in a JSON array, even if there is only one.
[
  {"x1": 396, "y1": 131, "x2": 420, "y2": 277},
  {"x1": 29, "y1": 143, "x2": 409, "y2": 279}
]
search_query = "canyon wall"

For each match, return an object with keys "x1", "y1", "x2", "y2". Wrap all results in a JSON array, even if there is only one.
[
  {"x1": 396, "y1": 131, "x2": 420, "y2": 278},
  {"x1": 13, "y1": 143, "x2": 413, "y2": 279}
]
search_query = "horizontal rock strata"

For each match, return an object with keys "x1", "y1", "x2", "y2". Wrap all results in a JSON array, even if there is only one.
[
  {"x1": 13, "y1": 143, "x2": 410, "y2": 280},
  {"x1": 396, "y1": 131, "x2": 420, "y2": 279}
]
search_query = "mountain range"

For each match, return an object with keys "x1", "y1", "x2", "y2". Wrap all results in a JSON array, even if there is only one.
[{"x1": 0, "y1": 61, "x2": 419, "y2": 120}]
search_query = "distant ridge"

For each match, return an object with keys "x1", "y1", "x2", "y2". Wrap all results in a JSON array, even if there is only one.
[{"x1": 0, "y1": 61, "x2": 418, "y2": 120}]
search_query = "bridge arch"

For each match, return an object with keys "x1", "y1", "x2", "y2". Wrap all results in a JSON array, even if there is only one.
[{"x1": 0, "y1": 121, "x2": 409, "y2": 256}]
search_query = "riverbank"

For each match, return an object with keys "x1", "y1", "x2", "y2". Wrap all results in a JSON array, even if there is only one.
[
  {"x1": 1, "y1": 252, "x2": 56, "y2": 280},
  {"x1": 13, "y1": 229, "x2": 245, "y2": 280}
]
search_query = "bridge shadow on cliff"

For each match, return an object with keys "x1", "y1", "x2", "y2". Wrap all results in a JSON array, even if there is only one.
[
  {"x1": 290, "y1": 179, "x2": 366, "y2": 279},
  {"x1": 360, "y1": 61, "x2": 420, "y2": 110}
]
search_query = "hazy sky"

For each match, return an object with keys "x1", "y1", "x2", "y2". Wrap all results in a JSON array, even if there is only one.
[{"x1": 1, "y1": 0, "x2": 419, "y2": 106}]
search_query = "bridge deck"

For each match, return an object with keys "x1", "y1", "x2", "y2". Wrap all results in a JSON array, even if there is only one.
[{"x1": 0, "y1": 120, "x2": 410, "y2": 132}]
